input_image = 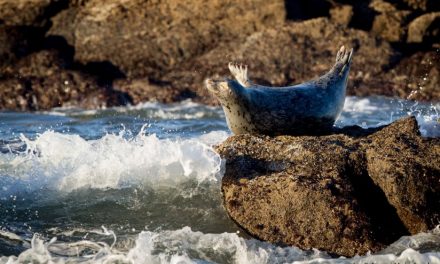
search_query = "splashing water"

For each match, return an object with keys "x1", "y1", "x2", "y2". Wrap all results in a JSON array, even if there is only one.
[
  {"x1": 2, "y1": 129, "x2": 223, "y2": 193},
  {"x1": 0, "y1": 97, "x2": 439, "y2": 263},
  {"x1": 2, "y1": 227, "x2": 440, "y2": 264}
]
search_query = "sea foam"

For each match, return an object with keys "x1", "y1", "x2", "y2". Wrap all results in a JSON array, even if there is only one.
[
  {"x1": 0, "y1": 129, "x2": 224, "y2": 195},
  {"x1": 2, "y1": 226, "x2": 439, "y2": 264}
]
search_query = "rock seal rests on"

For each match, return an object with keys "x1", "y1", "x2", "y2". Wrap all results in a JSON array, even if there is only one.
[{"x1": 205, "y1": 46, "x2": 354, "y2": 135}]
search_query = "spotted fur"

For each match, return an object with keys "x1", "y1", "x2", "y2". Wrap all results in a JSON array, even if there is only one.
[{"x1": 205, "y1": 46, "x2": 354, "y2": 135}]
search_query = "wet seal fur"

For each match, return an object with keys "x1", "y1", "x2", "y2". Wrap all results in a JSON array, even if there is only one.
[{"x1": 205, "y1": 46, "x2": 354, "y2": 135}]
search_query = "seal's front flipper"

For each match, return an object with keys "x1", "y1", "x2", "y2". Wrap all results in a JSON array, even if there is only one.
[
  {"x1": 228, "y1": 62, "x2": 252, "y2": 88},
  {"x1": 334, "y1": 46, "x2": 353, "y2": 76}
]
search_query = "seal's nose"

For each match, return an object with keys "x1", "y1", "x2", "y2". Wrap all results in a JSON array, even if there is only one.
[{"x1": 205, "y1": 79, "x2": 215, "y2": 90}]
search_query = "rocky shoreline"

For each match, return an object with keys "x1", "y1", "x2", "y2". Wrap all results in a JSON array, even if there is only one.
[
  {"x1": 1, "y1": 0, "x2": 439, "y2": 111},
  {"x1": 217, "y1": 116, "x2": 440, "y2": 257}
]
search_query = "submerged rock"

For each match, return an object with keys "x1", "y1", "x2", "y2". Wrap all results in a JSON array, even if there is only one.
[{"x1": 217, "y1": 117, "x2": 439, "y2": 257}]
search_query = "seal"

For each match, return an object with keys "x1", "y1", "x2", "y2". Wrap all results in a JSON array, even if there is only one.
[{"x1": 205, "y1": 45, "x2": 354, "y2": 135}]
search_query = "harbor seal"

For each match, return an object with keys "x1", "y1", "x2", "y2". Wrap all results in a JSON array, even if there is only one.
[{"x1": 205, "y1": 45, "x2": 353, "y2": 135}]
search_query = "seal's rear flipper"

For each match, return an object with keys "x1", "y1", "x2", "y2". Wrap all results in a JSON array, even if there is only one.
[
  {"x1": 228, "y1": 62, "x2": 252, "y2": 88},
  {"x1": 334, "y1": 46, "x2": 353, "y2": 76}
]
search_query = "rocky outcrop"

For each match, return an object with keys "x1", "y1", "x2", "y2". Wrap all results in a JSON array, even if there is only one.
[
  {"x1": 0, "y1": 0, "x2": 439, "y2": 110},
  {"x1": 113, "y1": 78, "x2": 188, "y2": 105},
  {"x1": 386, "y1": 50, "x2": 440, "y2": 101},
  {"x1": 330, "y1": 5, "x2": 353, "y2": 26},
  {"x1": 0, "y1": 50, "x2": 129, "y2": 110},
  {"x1": 407, "y1": 12, "x2": 440, "y2": 42},
  {"x1": 0, "y1": 0, "x2": 55, "y2": 26},
  {"x1": 217, "y1": 117, "x2": 440, "y2": 257},
  {"x1": 366, "y1": 117, "x2": 440, "y2": 233},
  {"x1": 370, "y1": 0, "x2": 412, "y2": 42},
  {"x1": 402, "y1": 0, "x2": 440, "y2": 11},
  {"x1": 48, "y1": 0, "x2": 286, "y2": 79}
]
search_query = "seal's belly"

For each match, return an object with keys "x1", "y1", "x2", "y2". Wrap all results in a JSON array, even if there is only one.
[{"x1": 232, "y1": 88, "x2": 341, "y2": 135}]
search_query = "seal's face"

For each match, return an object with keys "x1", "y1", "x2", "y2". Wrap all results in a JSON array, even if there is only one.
[{"x1": 205, "y1": 79, "x2": 237, "y2": 103}]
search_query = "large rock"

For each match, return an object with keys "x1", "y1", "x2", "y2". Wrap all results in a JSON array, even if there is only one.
[
  {"x1": 366, "y1": 116, "x2": 440, "y2": 233},
  {"x1": 401, "y1": 0, "x2": 440, "y2": 11},
  {"x1": 370, "y1": 7, "x2": 412, "y2": 42},
  {"x1": 330, "y1": 5, "x2": 354, "y2": 26},
  {"x1": 217, "y1": 117, "x2": 439, "y2": 257},
  {"x1": 386, "y1": 51, "x2": 440, "y2": 101},
  {"x1": 407, "y1": 12, "x2": 440, "y2": 43},
  {"x1": 0, "y1": 0, "x2": 66, "y2": 66},
  {"x1": 113, "y1": 78, "x2": 190, "y2": 104},
  {"x1": 0, "y1": 24, "x2": 46, "y2": 67},
  {"x1": 0, "y1": 0, "x2": 439, "y2": 110},
  {"x1": 0, "y1": 0, "x2": 54, "y2": 26},
  {"x1": 48, "y1": 0, "x2": 286, "y2": 79},
  {"x1": 0, "y1": 50, "x2": 128, "y2": 110}
]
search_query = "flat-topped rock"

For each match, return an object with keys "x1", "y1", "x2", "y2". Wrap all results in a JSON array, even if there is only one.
[{"x1": 217, "y1": 117, "x2": 440, "y2": 257}]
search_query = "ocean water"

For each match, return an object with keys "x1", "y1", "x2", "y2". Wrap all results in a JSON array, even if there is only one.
[{"x1": 0, "y1": 96, "x2": 439, "y2": 264}]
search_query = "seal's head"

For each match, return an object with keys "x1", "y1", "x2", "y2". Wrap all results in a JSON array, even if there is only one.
[{"x1": 205, "y1": 78, "x2": 244, "y2": 104}]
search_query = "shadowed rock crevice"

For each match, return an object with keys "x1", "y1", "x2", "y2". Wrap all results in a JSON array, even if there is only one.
[
  {"x1": 345, "y1": 151, "x2": 410, "y2": 244},
  {"x1": 284, "y1": 0, "x2": 331, "y2": 21}
]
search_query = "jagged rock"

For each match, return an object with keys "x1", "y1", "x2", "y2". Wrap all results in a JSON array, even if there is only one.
[
  {"x1": 0, "y1": 0, "x2": 53, "y2": 26},
  {"x1": 401, "y1": 0, "x2": 440, "y2": 11},
  {"x1": 366, "y1": 117, "x2": 440, "y2": 233},
  {"x1": 352, "y1": 50, "x2": 440, "y2": 101},
  {"x1": 218, "y1": 117, "x2": 439, "y2": 257},
  {"x1": 48, "y1": 0, "x2": 286, "y2": 79},
  {"x1": 370, "y1": 0, "x2": 398, "y2": 13},
  {"x1": 0, "y1": 24, "x2": 48, "y2": 66},
  {"x1": 0, "y1": 50, "x2": 128, "y2": 110},
  {"x1": 330, "y1": 5, "x2": 354, "y2": 26},
  {"x1": 0, "y1": 0, "x2": 64, "y2": 66},
  {"x1": 0, "y1": 0, "x2": 439, "y2": 110},
  {"x1": 386, "y1": 51, "x2": 440, "y2": 101},
  {"x1": 113, "y1": 78, "x2": 190, "y2": 105},
  {"x1": 407, "y1": 12, "x2": 440, "y2": 42},
  {"x1": 370, "y1": 0, "x2": 412, "y2": 42}
]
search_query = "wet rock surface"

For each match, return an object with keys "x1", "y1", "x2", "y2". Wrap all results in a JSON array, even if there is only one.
[
  {"x1": 217, "y1": 117, "x2": 440, "y2": 257},
  {"x1": 0, "y1": 0, "x2": 439, "y2": 110}
]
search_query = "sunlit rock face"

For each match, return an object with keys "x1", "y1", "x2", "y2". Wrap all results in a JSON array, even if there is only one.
[
  {"x1": 218, "y1": 117, "x2": 440, "y2": 257},
  {"x1": 48, "y1": 0, "x2": 286, "y2": 78},
  {"x1": 0, "y1": 0, "x2": 439, "y2": 110}
]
